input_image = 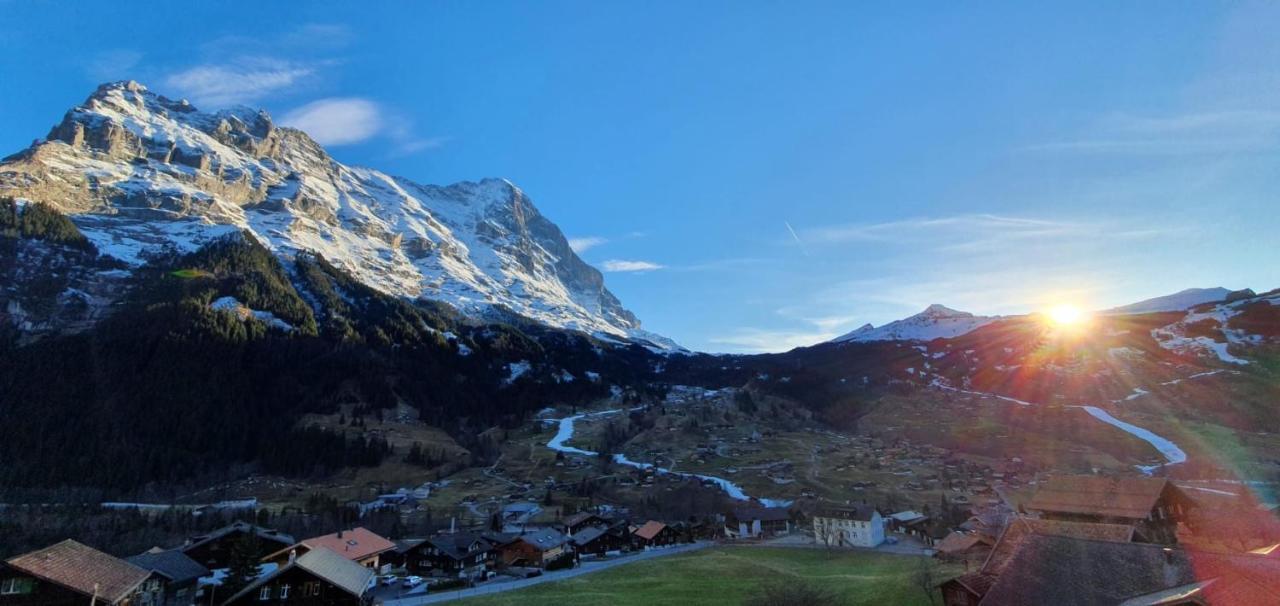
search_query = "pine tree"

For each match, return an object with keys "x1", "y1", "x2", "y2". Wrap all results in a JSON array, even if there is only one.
[{"x1": 222, "y1": 534, "x2": 263, "y2": 596}]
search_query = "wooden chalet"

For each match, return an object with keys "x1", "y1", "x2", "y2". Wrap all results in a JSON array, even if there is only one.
[
  {"x1": 560, "y1": 512, "x2": 614, "y2": 537},
  {"x1": 939, "y1": 515, "x2": 1135, "y2": 606},
  {"x1": 497, "y1": 528, "x2": 571, "y2": 568},
  {"x1": 125, "y1": 548, "x2": 210, "y2": 606},
  {"x1": 181, "y1": 522, "x2": 295, "y2": 570},
  {"x1": 222, "y1": 549, "x2": 374, "y2": 606},
  {"x1": 933, "y1": 531, "x2": 996, "y2": 563},
  {"x1": 632, "y1": 521, "x2": 680, "y2": 548},
  {"x1": 569, "y1": 524, "x2": 631, "y2": 557},
  {"x1": 1025, "y1": 475, "x2": 1193, "y2": 544},
  {"x1": 263, "y1": 527, "x2": 394, "y2": 570},
  {"x1": 726, "y1": 506, "x2": 791, "y2": 539},
  {"x1": 396, "y1": 532, "x2": 505, "y2": 578},
  {"x1": 0, "y1": 540, "x2": 154, "y2": 606}
]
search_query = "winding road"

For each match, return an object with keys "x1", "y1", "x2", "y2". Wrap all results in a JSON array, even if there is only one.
[{"x1": 544, "y1": 409, "x2": 790, "y2": 507}]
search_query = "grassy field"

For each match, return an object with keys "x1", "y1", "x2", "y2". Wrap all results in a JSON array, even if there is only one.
[{"x1": 458, "y1": 547, "x2": 952, "y2": 606}]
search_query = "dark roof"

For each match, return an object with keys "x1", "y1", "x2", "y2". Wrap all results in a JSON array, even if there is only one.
[
  {"x1": 570, "y1": 526, "x2": 609, "y2": 546},
  {"x1": 731, "y1": 506, "x2": 790, "y2": 523},
  {"x1": 6, "y1": 540, "x2": 150, "y2": 604},
  {"x1": 982, "y1": 516, "x2": 1135, "y2": 576},
  {"x1": 981, "y1": 535, "x2": 1195, "y2": 605},
  {"x1": 1026, "y1": 476, "x2": 1172, "y2": 520},
  {"x1": 126, "y1": 548, "x2": 210, "y2": 584},
  {"x1": 182, "y1": 521, "x2": 294, "y2": 552},
  {"x1": 815, "y1": 504, "x2": 879, "y2": 522},
  {"x1": 513, "y1": 528, "x2": 569, "y2": 551},
  {"x1": 562, "y1": 512, "x2": 609, "y2": 528},
  {"x1": 944, "y1": 571, "x2": 996, "y2": 596},
  {"x1": 224, "y1": 548, "x2": 374, "y2": 604},
  {"x1": 422, "y1": 532, "x2": 498, "y2": 560}
]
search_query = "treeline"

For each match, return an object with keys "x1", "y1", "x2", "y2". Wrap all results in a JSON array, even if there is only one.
[
  {"x1": 0, "y1": 197, "x2": 96, "y2": 252},
  {"x1": 0, "y1": 227, "x2": 667, "y2": 496}
]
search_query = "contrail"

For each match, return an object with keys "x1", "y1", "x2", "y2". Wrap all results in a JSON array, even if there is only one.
[{"x1": 784, "y1": 221, "x2": 810, "y2": 257}]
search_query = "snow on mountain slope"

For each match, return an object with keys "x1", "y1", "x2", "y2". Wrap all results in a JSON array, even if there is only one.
[
  {"x1": 831, "y1": 304, "x2": 998, "y2": 343},
  {"x1": 0, "y1": 81, "x2": 677, "y2": 349},
  {"x1": 1106, "y1": 287, "x2": 1232, "y2": 315},
  {"x1": 1149, "y1": 290, "x2": 1280, "y2": 365}
]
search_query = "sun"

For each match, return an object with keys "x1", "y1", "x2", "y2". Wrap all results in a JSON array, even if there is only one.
[{"x1": 1045, "y1": 304, "x2": 1088, "y2": 327}]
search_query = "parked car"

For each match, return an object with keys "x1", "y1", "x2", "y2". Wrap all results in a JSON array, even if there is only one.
[
  {"x1": 524, "y1": 570, "x2": 542, "y2": 579},
  {"x1": 381, "y1": 575, "x2": 399, "y2": 586},
  {"x1": 403, "y1": 576, "x2": 425, "y2": 588}
]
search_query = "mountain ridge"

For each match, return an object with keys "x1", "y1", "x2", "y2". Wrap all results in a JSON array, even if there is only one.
[{"x1": 0, "y1": 81, "x2": 678, "y2": 350}]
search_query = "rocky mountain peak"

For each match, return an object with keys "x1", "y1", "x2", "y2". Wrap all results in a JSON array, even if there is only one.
[
  {"x1": 918, "y1": 304, "x2": 971, "y2": 318},
  {"x1": 0, "y1": 82, "x2": 672, "y2": 349}
]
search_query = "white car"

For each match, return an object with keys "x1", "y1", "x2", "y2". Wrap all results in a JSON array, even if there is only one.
[
  {"x1": 403, "y1": 576, "x2": 425, "y2": 588},
  {"x1": 381, "y1": 575, "x2": 399, "y2": 586}
]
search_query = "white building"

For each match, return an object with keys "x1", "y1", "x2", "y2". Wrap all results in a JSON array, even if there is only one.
[{"x1": 813, "y1": 504, "x2": 884, "y2": 548}]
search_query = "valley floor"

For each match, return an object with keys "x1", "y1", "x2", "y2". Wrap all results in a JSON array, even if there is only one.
[{"x1": 450, "y1": 546, "x2": 953, "y2": 606}]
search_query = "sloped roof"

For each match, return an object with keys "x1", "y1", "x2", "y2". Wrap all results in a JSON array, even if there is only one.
[
  {"x1": 6, "y1": 540, "x2": 151, "y2": 604},
  {"x1": 563, "y1": 511, "x2": 609, "y2": 528},
  {"x1": 183, "y1": 521, "x2": 294, "y2": 551},
  {"x1": 945, "y1": 571, "x2": 996, "y2": 596},
  {"x1": 422, "y1": 532, "x2": 499, "y2": 560},
  {"x1": 570, "y1": 526, "x2": 608, "y2": 546},
  {"x1": 982, "y1": 516, "x2": 1135, "y2": 576},
  {"x1": 981, "y1": 535, "x2": 1196, "y2": 605},
  {"x1": 296, "y1": 527, "x2": 394, "y2": 562},
  {"x1": 514, "y1": 528, "x2": 568, "y2": 551},
  {"x1": 634, "y1": 521, "x2": 668, "y2": 540},
  {"x1": 935, "y1": 532, "x2": 992, "y2": 555},
  {"x1": 731, "y1": 506, "x2": 790, "y2": 523},
  {"x1": 815, "y1": 504, "x2": 879, "y2": 522},
  {"x1": 1026, "y1": 476, "x2": 1171, "y2": 520},
  {"x1": 224, "y1": 548, "x2": 374, "y2": 604},
  {"x1": 126, "y1": 548, "x2": 210, "y2": 584}
]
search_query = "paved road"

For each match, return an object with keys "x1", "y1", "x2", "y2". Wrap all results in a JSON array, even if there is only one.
[{"x1": 379, "y1": 541, "x2": 713, "y2": 605}]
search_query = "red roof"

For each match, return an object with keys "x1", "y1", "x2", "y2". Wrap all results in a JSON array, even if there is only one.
[
  {"x1": 6, "y1": 540, "x2": 150, "y2": 604},
  {"x1": 633, "y1": 521, "x2": 667, "y2": 541},
  {"x1": 299, "y1": 527, "x2": 394, "y2": 562}
]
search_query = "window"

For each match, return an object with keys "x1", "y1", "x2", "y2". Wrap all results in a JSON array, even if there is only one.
[
  {"x1": 306, "y1": 582, "x2": 321, "y2": 596},
  {"x1": 280, "y1": 584, "x2": 289, "y2": 599},
  {"x1": 259, "y1": 586, "x2": 271, "y2": 600},
  {"x1": 0, "y1": 578, "x2": 33, "y2": 595}
]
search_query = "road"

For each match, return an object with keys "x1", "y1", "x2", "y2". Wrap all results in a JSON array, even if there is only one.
[{"x1": 378, "y1": 541, "x2": 713, "y2": 605}]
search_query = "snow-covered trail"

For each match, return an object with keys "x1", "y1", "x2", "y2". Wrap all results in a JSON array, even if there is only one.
[
  {"x1": 1074, "y1": 406, "x2": 1188, "y2": 473},
  {"x1": 932, "y1": 380, "x2": 1189, "y2": 473},
  {"x1": 544, "y1": 409, "x2": 790, "y2": 507}
]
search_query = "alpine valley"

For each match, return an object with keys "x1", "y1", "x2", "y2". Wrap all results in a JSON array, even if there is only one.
[{"x1": 2, "y1": 83, "x2": 1279, "y2": 558}]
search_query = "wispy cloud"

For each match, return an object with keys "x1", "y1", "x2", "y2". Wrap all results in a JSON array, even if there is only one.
[
  {"x1": 165, "y1": 58, "x2": 317, "y2": 108},
  {"x1": 601, "y1": 259, "x2": 664, "y2": 272},
  {"x1": 568, "y1": 237, "x2": 608, "y2": 253},
  {"x1": 709, "y1": 328, "x2": 836, "y2": 354},
  {"x1": 281, "y1": 98, "x2": 382, "y2": 146}
]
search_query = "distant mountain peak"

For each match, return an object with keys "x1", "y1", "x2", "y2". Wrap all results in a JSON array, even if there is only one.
[
  {"x1": 831, "y1": 304, "x2": 996, "y2": 344},
  {"x1": 1106, "y1": 287, "x2": 1233, "y2": 315}
]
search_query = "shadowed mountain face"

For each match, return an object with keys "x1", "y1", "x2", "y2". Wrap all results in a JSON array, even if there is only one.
[{"x1": 0, "y1": 81, "x2": 673, "y2": 348}]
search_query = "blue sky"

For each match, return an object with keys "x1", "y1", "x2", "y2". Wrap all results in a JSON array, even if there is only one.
[{"x1": 3, "y1": 2, "x2": 1278, "y2": 352}]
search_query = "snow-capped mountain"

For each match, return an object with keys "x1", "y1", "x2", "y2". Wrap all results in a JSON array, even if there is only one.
[
  {"x1": 1106, "y1": 287, "x2": 1233, "y2": 315},
  {"x1": 831, "y1": 304, "x2": 998, "y2": 343},
  {"x1": 0, "y1": 81, "x2": 675, "y2": 348}
]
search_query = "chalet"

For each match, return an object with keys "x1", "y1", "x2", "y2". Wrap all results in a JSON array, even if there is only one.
[
  {"x1": 222, "y1": 549, "x2": 374, "y2": 606},
  {"x1": 181, "y1": 522, "x2": 295, "y2": 570},
  {"x1": 813, "y1": 504, "x2": 884, "y2": 548},
  {"x1": 1025, "y1": 475, "x2": 1193, "y2": 544},
  {"x1": 978, "y1": 535, "x2": 1280, "y2": 605},
  {"x1": 263, "y1": 528, "x2": 394, "y2": 570},
  {"x1": 497, "y1": 528, "x2": 571, "y2": 568},
  {"x1": 570, "y1": 525, "x2": 631, "y2": 557},
  {"x1": 725, "y1": 506, "x2": 791, "y2": 539},
  {"x1": 125, "y1": 548, "x2": 210, "y2": 606},
  {"x1": 1, "y1": 540, "x2": 153, "y2": 606},
  {"x1": 939, "y1": 516, "x2": 1135, "y2": 606},
  {"x1": 632, "y1": 521, "x2": 680, "y2": 549},
  {"x1": 933, "y1": 531, "x2": 995, "y2": 563},
  {"x1": 397, "y1": 532, "x2": 503, "y2": 578},
  {"x1": 560, "y1": 511, "x2": 613, "y2": 537}
]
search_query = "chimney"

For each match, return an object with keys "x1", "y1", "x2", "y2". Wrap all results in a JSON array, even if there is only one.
[
  {"x1": 337, "y1": 529, "x2": 344, "y2": 539},
  {"x1": 288, "y1": 549, "x2": 297, "y2": 563},
  {"x1": 1163, "y1": 547, "x2": 1174, "y2": 564},
  {"x1": 450, "y1": 517, "x2": 456, "y2": 534}
]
